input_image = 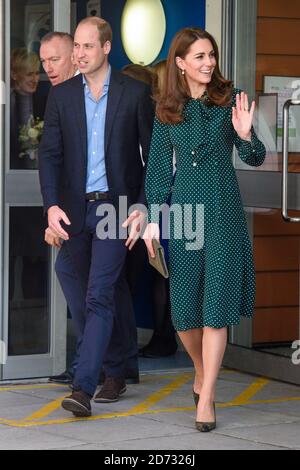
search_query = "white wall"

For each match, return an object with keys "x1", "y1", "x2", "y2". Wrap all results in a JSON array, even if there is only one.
[
  {"x1": 205, "y1": 0, "x2": 223, "y2": 61},
  {"x1": 53, "y1": 0, "x2": 71, "y2": 33}
]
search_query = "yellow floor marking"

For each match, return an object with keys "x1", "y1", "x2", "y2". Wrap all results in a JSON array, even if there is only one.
[
  {"x1": 23, "y1": 394, "x2": 69, "y2": 421},
  {"x1": 0, "y1": 384, "x2": 66, "y2": 393},
  {"x1": 128, "y1": 373, "x2": 192, "y2": 414},
  {"x1": 0, "y1": 369, "x2": 236, "y2": 392},
  {"x1": 0, "y1": 374, "x2": 193, "y2": 427},
  {"x1": 0, "y1": 373, "x2": 192, "y2": 426},
  {"x1": 0, "y1": 374, "x2": 299, "y2": 428},
  {"x1": 220, "y1": 369, "x2": 239, "y2": 374},
  {"x1": 1, "y1": 394, "x2": 300, "y2": 428},
  {"x1": 245, "y1": 397, "x2": 300, "y2": 405},
  {"x1": 229, "y1": 377, "x2": 270, "y2": 405},
  {"x1": 135, "y1": 375, "x2": 188, "y2": 384},
  {"x1": 0, "y1": 369, "x2": 235, "y2": 393}
]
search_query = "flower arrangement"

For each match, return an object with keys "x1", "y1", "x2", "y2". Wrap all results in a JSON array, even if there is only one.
[{"x1": 18, "y1": 115, "x2": 44, "y2": 161}]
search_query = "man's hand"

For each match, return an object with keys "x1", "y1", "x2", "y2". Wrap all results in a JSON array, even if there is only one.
[
  {"x1": 45, "y1": 226, "x2": 62, "y2": 248},
  {"x1": 142, "y1": 223, "x2": 160, "y2": 258},
  {"x1": 122, "y1": 210, "x2": 147, "y2": 250},
  {"x1": 48, "y1": 205, "x2": 71, "y2": 241}
]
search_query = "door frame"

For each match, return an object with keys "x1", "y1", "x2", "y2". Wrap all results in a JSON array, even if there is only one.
[
  {"x1": 0, "y1": 0, "x2": 71, "y2": 380},
  {"x1": 0, "y1": 0, "x2": 5, "y2": 378}
]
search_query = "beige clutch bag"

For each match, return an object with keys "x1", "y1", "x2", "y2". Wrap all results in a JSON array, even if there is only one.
[{"x1": 148, "y1": 239, "x2": 169, "y2": 279}]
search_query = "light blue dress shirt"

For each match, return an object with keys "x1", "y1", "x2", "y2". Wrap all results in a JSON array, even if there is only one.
[{"x1": 83, "y1": 66, "x2": 111, "y2": 193}]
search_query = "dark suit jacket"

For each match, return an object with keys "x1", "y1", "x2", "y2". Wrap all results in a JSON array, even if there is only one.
[{"x1": 38, "y1": 69, "x2": 154, "y2": 235}]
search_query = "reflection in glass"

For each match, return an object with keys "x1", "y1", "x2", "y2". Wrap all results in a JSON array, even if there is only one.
[
  {"x1": 256, "y1": 94, "x2": 278, "y2": 156},
  {"x1": 10, "y1": 0, "x2": 52, "y2": 170},
  {"x1": 10, "y1": 48, "x2": 44, "y2": 169},
  {"x1": 247, "y1": 208, "x2": 299, "y2": 360},
  {"x1": 9, "y1": 207, "x2": 50, "y2": 356},
  {"x1": 233, "y1": 9, "x2": 300, "y2": 175}
]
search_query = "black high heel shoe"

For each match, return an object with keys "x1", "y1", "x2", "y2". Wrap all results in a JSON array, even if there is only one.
[
  {"x1": 193, "y1": 390, "x2": 200, "y2": 407},
  {"x1": 195, "y1": 402, "x2": 216, "y2": 432}
]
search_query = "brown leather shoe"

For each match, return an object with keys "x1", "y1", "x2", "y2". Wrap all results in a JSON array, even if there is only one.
[
  {"x1": 94, "y1": 377, "x2": 126, "y2": 403},
  {"x1": 61, "y1": 390, "x2": 92, "y2": 417}
]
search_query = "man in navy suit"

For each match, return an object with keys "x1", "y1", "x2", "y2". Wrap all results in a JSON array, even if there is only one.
[
  {"x1": 40, "y1": 31, "x2": 141, "y2": 392},
  {"x1": 39, "y1": 17, "x2": 153, "y2": 417}
]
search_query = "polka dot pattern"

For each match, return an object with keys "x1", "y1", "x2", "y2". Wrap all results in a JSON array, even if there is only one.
[{"x1": 145, "y1": 89, "x2": 266, "y2": 331}]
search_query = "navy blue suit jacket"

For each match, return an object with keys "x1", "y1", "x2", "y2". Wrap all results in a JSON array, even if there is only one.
[{"x1": 39, "y1": 69, "x2": 154, "y2": 235}]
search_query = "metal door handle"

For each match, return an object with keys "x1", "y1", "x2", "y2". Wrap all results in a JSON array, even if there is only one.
[{"x1": 282, "y1": 99, "x2": 300, "y2": 222}]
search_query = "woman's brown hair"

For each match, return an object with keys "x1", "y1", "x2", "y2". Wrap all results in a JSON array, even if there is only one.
[
  {"x1": 156, "y1": 28, "x2": 233, "y2": 124},
  {"x1": 122, "y1": 64, "x2": 154, "y2": 87},
  {"x1": 152, "y1": 59, "x2": 167, "y2": 97}
]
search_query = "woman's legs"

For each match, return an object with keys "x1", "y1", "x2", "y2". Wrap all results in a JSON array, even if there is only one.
[
  {"x1": 177, "y1": 328, "x2": 204, "y2": 395},
  {"x1": 178, "y1": 326, "x2": 228, "y2": 422},
  {"x1": 198, "y1": 326, "x2": 227, "y2": 422}
]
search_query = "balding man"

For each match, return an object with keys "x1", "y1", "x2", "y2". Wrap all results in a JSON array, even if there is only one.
[
  {"x1": 39, "y1": 31, "x2": 140, "y2": 392},
  {"x1": 40, "y1": 32, "x2": 77, "y2": 86},
  {"x1": 39, "y1": 18, "x2": 154, "y2": 417}
]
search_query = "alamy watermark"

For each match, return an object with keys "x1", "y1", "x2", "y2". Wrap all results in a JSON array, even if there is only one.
[
  {"x1": 95, "y1": 196, "x2": 205, "y2": 251},
  {"x1": 0, "y1": 340, "x2": 7, "y2": 365},
  {"x1": 291, "y1": 340, "x2": 300, "y2": 366}
]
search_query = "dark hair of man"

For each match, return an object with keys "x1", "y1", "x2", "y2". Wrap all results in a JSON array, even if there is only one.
[
  {"x1": 40, "y1": 32, "x2": 74, "y2": 45},
  {"x1": 77, "y1": 17, "x2": 113, "y2": 47},
  {"x1": 156, "y1": 27, "x2": 233, "y2": 125}
]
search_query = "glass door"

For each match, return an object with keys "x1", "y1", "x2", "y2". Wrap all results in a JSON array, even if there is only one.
[
  {"x1": 1, "y1": 0, "x2": 70, "y2": 380},
  {"x1": 0, "y1": 0, "x2": 5, "y2": 377},
  {"x1": 223, "y1": 0, "x2": 300, "y2": 385}
]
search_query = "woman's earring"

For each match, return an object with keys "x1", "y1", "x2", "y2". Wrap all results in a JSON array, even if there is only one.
[{"x1": 181, "y1": 70, "x2": 185, "y2": 75}]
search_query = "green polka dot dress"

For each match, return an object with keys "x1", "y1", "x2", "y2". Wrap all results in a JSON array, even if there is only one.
[{"x1": 145, "y1": 89, "x2": 266, "y2": 331}]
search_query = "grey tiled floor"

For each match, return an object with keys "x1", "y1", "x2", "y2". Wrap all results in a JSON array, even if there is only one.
[{"x1": 0, "y1": 364, "x2": 300, "y2": 450}]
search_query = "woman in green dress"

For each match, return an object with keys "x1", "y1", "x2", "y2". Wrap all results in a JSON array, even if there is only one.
[{"x1": 143, "y1": 28, "x2": 266, "y2": 432}]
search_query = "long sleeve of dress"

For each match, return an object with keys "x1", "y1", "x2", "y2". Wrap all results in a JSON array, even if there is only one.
[
  {"x1": 145, "y1": 117, "x2": 174, "y2": 223},
  {"x1": 234, "y1": 126, "x2": 266, "y2": 167},
  {"x1": 232, "y1": 88, "x2": 266, "y2": 167}
]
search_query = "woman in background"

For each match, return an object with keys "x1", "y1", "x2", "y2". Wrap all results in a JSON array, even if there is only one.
[
  {"x1": 10, "y1": 48, "x2": 45, "y2": 169},
  {"x1": 152, "y1": 59, "x2": 166, "y2": 97},
  {"x1": 123, "y1": 62, "x2": 178, "y2": 358}
]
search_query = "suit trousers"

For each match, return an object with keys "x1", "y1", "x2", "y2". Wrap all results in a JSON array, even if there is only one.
[
  {"x1": 64, "y1": 200, "x2": 129, "y2": 396},
  {"x1": 55, "y1": 242, "x2": 139, "y2": 377}
]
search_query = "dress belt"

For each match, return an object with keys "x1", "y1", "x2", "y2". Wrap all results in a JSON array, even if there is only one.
[{"x1": 85, "y1": 191, "x2": 110, "y2": 201}]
